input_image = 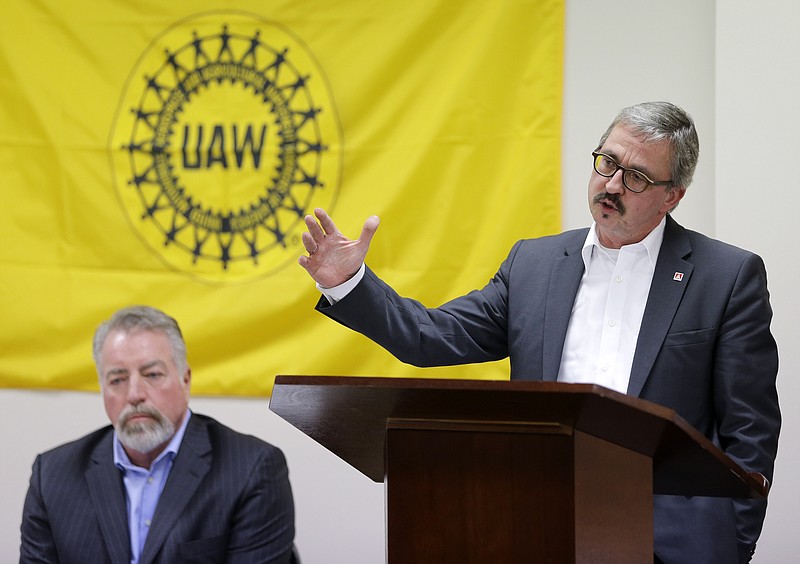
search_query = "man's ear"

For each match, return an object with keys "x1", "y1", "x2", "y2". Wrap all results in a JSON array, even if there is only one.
[{"x1": 664, "y1": 186, "x2": 686, "y2": 213}]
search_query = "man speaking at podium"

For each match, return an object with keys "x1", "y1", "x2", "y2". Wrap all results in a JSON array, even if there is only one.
[{"x1": 298, "y1": 102, "x2": 780, "y2": 563}]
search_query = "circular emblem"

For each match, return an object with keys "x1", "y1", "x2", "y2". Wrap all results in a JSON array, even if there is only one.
[{"x1": 109, "y1": 11, "x2": 341, "y2": 282}]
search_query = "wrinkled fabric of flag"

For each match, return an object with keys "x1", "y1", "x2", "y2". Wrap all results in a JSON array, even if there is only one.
[{"x1": 0, "y1": 0, "x2": 563, "y2": 395}]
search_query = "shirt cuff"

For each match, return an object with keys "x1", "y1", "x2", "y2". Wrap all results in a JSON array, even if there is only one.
[{"x1": 318, "y1": 263, "x2": 366, "y2": 304}]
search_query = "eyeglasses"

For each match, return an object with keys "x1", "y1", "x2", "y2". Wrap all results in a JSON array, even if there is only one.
[{"x1": 591, "y1": 152, "x2": 673, "y2": 193}]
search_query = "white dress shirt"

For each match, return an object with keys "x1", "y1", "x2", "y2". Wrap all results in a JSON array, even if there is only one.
[
  {"x1": 318, "y1": 263, "x2": 366, "y2": 303},
  {"x1": 557, "y1": 217, "x2": 666, "y2": 392}
]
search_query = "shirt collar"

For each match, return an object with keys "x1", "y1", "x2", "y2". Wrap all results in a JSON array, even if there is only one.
[
  {"x1": 113, "y1": 408, "x2": 192, "y2": 471},
  {"x1": 581, "y1": 215, "x2": 667, "y2": 271}
]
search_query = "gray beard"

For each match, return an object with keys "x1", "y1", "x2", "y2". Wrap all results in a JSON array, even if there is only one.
[{"x1": 116, "y1": 405, "x2": 176, "y2": 454}]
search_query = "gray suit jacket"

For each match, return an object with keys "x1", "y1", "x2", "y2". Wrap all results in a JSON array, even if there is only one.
[
  {"x1": 20, "y1": 413, "x2": 295, "y2": 564},
  {"x1": 317, "y1": 216, "x2": 780, "y2": 563}
]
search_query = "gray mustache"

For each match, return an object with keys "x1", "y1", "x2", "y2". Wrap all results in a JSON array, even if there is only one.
[{"x1": 119, "y1": 405, "x2": 163, "y2": 426}]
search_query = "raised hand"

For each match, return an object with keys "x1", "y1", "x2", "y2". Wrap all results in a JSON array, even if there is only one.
[{"x1": 298, "y1": 208, "x2": 380, "y2": 288}]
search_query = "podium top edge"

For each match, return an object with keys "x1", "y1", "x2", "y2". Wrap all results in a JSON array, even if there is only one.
[
  {"x1": 273, "y1": 375, "x2": 679, "y2": 419},
  {"x1": 275, "y1": 374, "x2": 648, "y2": 400}
]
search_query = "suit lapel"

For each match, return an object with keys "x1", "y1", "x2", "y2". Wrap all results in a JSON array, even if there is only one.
[
  {"x1": 627, "y1": 216, "x2": 693, "y2": 397},
  {"x1": 85, "y1": 430, "x2": 131, "y2": 564},
  {"x1": 542, "y1": 232, "x2": 586, "y2": 381},
  {"x1": 140, "y1": 415, "x2": 212, "y2": 564}
]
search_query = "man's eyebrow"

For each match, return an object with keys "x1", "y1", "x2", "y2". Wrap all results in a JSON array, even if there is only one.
[
  {"x1": 104, "y1": 360, "x2": 167, "y2": 378},
  {"x1": 140, "y1": 360, "x2": 168, "y2": 371},
  {"x1": 104, "y1": 367, "x2": 128, "y2": 379},
  {"x1": 602, "y1": 150, "x2": 656, "y2": 178}
]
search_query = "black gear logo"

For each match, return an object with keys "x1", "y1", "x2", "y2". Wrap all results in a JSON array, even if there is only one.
[{"x1": 110, "y1": 11, "x2": 341, "y2": 282}]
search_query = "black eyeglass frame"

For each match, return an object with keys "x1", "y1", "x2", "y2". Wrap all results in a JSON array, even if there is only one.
[{"x1": 591, "y1": 151, "x2": 673, "y2": 193}]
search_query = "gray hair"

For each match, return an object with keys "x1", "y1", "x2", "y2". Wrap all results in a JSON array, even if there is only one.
[
  {"x1": 597, "y1": 101, "x2": 700, "y2": 190},
  {"x1": 93, "y1": 305, "x2": 188, "y2": 377}
]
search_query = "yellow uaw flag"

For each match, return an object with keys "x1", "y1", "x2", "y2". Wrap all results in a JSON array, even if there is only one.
[{"x1": 0, "y1": 0, "x2": 563, "y2": 395}]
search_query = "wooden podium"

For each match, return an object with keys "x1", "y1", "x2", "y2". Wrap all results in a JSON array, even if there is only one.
[{"x1": 269, "y1": 376, "x2": 767, "y2": 564}]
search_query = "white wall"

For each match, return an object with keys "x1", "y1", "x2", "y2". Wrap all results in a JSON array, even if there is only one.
[
  {"x1": 715, "y1": 2, "x2": 800, "y2": 561},
  {"x1": 3, "y1": 1, "x2": 798, "y2": 562},
  {"x1": 562, "y1": 1, "x2": 716, "y2": 235}
]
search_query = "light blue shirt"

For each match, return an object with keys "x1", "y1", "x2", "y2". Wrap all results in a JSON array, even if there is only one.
[{"x1": 113, "y1": 409, "x2": 191, "y2": 564}]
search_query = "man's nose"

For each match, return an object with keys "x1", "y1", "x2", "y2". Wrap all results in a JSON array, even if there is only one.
[
  {"x1": 605, "y1": 169, "x2": 626, "y2": 194},
  {"x1": 127, "y1": 375, "x2": 146, "y2": 404}
]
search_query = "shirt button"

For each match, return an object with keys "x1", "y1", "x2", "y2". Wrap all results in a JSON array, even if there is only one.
[
  {"x1": 145, "y1": 519, "x2": 152, "y2": 527},
  {"x1": 608, "y1": 320, "x2": 616, "y2": 327},
  {"x1": 147, "y1": 477, "x2": 154, "y2": 484},
  {"x1": 615, "y1": 276, "x2": 623, "y2": 283},
  {"x1": 601, "y1": 364, "x2": 609, "y2": 372}
]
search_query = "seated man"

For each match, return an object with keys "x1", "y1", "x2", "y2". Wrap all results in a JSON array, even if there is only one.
[{"x1": 20, "y1": 305, "x2": 296, "y2": 564}]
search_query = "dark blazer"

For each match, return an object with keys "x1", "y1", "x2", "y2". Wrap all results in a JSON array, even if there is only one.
[
  {"x1": 20, "y1": 413, "x2": 295, "y2": 564},
  {"x1": 317, "y1": 215, "x2": 780, "y2": 564}
]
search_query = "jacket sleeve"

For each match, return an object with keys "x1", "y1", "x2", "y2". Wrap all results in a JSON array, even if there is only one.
[
  {"x1": 315, "y1": 244, "x2": 525, "y2": 367},
  {"x1": 713, "y1": 253, "x2": 780, "y2": 561},
  {"x1": 225, "y1": 444, "x2": 296, "y2": 564},
  {"x1": 19, "y1": 455, "x2": 59, "y2": 564}
]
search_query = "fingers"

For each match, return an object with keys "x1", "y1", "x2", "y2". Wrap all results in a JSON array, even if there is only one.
[
  {"x1": 301, "y1": 231, "x2": 318, "y2": 255},
  {"x1": 302, "y1": 208, "x2": 380, "y2": 254},
  {"x1": 304, "y1": 213, "x2": 326, "y2": 242},
  {"x1": 359, "y1": 215, "x2": 380, "y2": 246},
  {"x1": 314, "y1": 208, "x2": 338, "y2": 235}
]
